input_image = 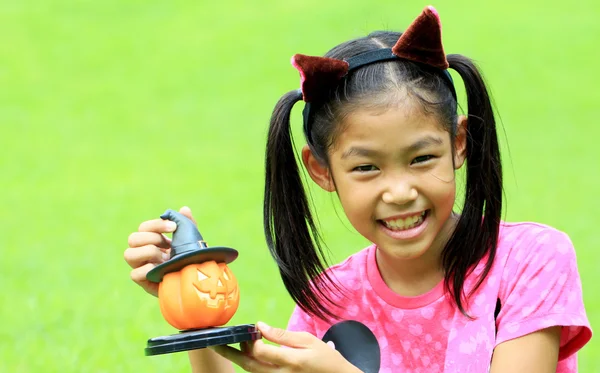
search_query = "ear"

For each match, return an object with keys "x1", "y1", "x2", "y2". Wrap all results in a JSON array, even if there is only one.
[
  {"x1": 453, "y1": 115, "x2": 468, "y2": 169},
  {"x1": 301, "y1": 145, "x2": 335, "y2": 192}
]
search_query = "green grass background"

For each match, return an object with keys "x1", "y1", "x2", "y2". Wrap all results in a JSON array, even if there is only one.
[{"x1": 1, "y1": 0, "x2": 597, "y2": 371}]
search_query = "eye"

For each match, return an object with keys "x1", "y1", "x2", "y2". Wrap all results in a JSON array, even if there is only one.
[
  {"x1": 352, "y1": 165, "x2": 378, "y2": 172},
  {"x1": 197, "y1": 270, "x2": 209, "y2": 281},
  {"x1": 411, "y1": 155, "x2": 434, "y2": 164}
]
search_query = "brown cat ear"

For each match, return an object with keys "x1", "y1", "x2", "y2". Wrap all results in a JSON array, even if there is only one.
[
  {"x1": 392, "y1": 6, "x2": 449, "y2": 69},
  {"x1": 291, "y1": 54, "x2": 349, "y2": 102}
]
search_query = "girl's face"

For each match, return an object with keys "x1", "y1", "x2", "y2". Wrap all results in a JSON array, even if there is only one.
[{"x1": 305, "y1": 101, "x2": 466, "y2": 266}]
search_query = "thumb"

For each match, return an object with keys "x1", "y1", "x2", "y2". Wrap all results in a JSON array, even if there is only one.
[
  {"x1": 178, "y1": 206, "x2": 197, "y2": 224},
  {"x1": 257, "y1": 321, "x2": 315, "y2": 348}
]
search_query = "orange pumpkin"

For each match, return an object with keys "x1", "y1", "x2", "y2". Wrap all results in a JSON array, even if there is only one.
[{"x1": 158, "y1": 260, "x2": 240, "y2": 330}]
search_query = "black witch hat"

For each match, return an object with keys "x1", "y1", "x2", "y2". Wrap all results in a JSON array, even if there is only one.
[{"x1": 146, "y1": 209, "x2": 238, "y2": 283}]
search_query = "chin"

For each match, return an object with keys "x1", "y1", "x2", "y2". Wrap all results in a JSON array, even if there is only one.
[{"x1": 379, "y1": 243, "x2": 431, "y2": 261}]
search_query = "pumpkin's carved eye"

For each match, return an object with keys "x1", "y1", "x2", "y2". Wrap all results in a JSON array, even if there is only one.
[
  {"x1": 223, "y1": 272, "x2": 230, "y2": 281},
  {"x1": 197, "y1": 270, "x2": 209, "y2": 281}
]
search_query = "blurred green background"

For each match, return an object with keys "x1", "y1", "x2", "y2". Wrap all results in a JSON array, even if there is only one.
[{"x1": 0, "y1": 0, "x2": 597, "y2": 372}]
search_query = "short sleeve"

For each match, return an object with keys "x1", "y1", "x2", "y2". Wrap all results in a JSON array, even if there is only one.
[{"x1": 495, "y1": 227, "x2": 592, "y2": 360}]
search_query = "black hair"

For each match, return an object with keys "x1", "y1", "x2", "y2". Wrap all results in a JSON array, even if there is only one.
[{"x1": 264, "y1": 31, "x2": 502, "y2": 320}]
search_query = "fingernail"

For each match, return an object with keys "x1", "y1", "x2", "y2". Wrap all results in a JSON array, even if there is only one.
[
  {"x1": 257, "y1": 321, "x2": 270, "y2": 331},
  {"x1": 165, "y1": 221, "x2": 177, "y2": 232},
  {"x1": 162, "y1": 252, "x2": 170, "y2": 262}
]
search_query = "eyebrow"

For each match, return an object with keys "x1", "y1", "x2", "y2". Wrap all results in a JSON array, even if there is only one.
[
  {"x1": 341, "y1": 147, "x2": 380, "y2": 159},
  {"x1": 340, "y1": 135, "x2": 444, "y2": 159},
  {"x1": 406, "y1": 135, "x2": 444, "y2": 153}
]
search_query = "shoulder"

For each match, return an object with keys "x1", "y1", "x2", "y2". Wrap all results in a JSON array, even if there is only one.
[
  {"x1": 494, "y1": 221, "x2": 583, "y2": 306},
  {"x1": 499, "y1": 220, "x2": 571, "y2": 243},
  {"x1": 497, "y1": 221, "x2": 576, "y2": 262},
  {"x1": 493, "y1": 221, "x2": 581, "y2": 304}
]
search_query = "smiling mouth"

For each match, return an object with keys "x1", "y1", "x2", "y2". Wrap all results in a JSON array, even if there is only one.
[{"x1": 380, "y1": 210, "x2": 429, "y2": 231}]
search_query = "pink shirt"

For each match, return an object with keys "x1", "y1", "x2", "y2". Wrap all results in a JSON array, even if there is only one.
[{"x1": 287, "y1": 222, "x2": 592, "y2": 372}]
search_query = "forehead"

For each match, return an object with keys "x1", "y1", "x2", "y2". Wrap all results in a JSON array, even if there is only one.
[{"x1": 332, "y1": 103, "x2": 449, "y2": 151}]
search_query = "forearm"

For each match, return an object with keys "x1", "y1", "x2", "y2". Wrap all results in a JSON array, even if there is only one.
[{"x1": 188, "y1": 348, "x2": 235, "y2": 373}]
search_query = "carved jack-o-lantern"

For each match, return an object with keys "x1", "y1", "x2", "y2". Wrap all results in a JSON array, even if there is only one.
[
  {"x1": 144, "y1": 210, "x2": 261, "y2": 357},
  {"x1": 158, "y1": 260, "x2": 240, "y2": 330}
]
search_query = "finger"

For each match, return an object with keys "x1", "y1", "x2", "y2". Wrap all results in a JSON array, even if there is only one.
[
  {"x1": 130, "y1": 263, "x2": 160, "y2": 296},
  {"x1": 211, "y1": 345, "x2": 276, "y2": 373},
  {"x1": 257, "y1": 322, "x2": 315, "y2": 348},
  {"x1": 240, "y1": 341, "x2": 254, "y2": 356},
  {"x1": 179, "y1": 206, "x2": 196, "y2": 224},
  {"x1": 124, "y1": 245, "x2": 170, "y2": 269},
  {"x1": 130, "y1": 262, "x2": 157, "y2": 284},
  {"x1": 138, "y1": 219, "x2": 178, "y2": 234},
  {"x1": 128, "y1": 231, "x2": 171, "y2": 249},
  {"x1": 248, "y1": 340, "x2": 301, "y2": 368},
  {"x1": 142, "y1": 281, "x2": 159, "y2": 296}
]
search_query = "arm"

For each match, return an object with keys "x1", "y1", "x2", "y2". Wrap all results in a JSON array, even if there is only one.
[
  {"x1": 189, "y1": 348, "x2": 235, "y2": 373},
  {"x1": 490, "y1": 326, "x2": 561, "y2": 373},
  {"x1": 493, "y1": 227, "x2": 591, "y2": 370}
]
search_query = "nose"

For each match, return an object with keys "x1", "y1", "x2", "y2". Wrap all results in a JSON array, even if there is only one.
[{"x1": 381, "y1": 175, "x2": 418, "y2": 205}]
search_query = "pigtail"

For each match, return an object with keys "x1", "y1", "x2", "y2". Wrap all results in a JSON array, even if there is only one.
[
  {"x1": 263, "y1": 90, "x2": 339, "y2": 321},
  {"x1": 444, "y1": 54, "x2": 503, "y2": 316}
]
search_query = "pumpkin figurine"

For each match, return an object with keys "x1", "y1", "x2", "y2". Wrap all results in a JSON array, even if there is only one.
[{"x1": 143, "y1": 209, "x2": 261, "y2": 356}]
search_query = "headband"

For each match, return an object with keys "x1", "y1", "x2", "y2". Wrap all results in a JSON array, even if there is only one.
[{"x1": 291, "y1": 6, "x2": 457, "y2": 144}]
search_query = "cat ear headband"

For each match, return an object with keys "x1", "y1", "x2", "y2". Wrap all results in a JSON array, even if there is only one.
[{"x1": 291, "y1": 5, "x2": 457, "y2": 144}]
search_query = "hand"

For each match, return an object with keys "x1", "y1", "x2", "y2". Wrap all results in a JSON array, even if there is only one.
[
  {"x1": 124, "y1": 206, "x2": 196, "y2": 297},
  {"x1": 211, "y1": 322, "x2": 362, "y2": 373}
]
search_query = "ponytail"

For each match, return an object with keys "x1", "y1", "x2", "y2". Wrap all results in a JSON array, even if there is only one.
[
  {"x1": 443, "y1": 54, "x2": 503, "y2": 316},
  {"x1": 263, "y1": 90, "x2": 340, "y2": 320}
]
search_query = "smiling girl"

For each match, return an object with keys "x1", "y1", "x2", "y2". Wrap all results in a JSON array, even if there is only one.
[{"x1": 125, "y1": 6, "x2": 591, "y2": 372}]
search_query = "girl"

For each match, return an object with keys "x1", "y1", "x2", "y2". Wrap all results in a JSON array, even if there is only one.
[{"x1": 124, "y1": 6, "x2": 591, "y2": 372}]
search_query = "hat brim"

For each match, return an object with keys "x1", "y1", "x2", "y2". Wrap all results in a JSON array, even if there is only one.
[{"x1": 146, "y1": 247, "x2": 238, "y2": 283}]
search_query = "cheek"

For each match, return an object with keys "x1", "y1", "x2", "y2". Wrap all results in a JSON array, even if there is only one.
[
  {"x1": 337, "y1": 189, "x2": 374, "y2": 232},
  {"x1": 424, "y1": 173, "x2": 457, "y2": 212},
  {"x1": 441, "y1": 183, "x2": 457, "y2": 207},
  {"x1": 423, "y1": 156, "x2": 457, "y2": 184}
]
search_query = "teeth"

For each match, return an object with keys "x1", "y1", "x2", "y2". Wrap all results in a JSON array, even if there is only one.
[{"x1": 383, "y1": 212, "x2": 425, "y2": 231}]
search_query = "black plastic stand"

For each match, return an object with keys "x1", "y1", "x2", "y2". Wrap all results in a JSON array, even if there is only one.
[{"x1": 145, "y1": 324, "x2": 262, "y2": 356}]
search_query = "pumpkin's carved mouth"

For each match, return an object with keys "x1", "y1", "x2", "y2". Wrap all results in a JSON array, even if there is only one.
[
  {"x1": 192, "y1": 268, "x2": 238, "y2": 309},
  {"x1": 194, "y1": 289, "x2": 226, "y2": 308},
  {"x1": 225, "y1": 287, "x2": 239, "y2": 309}
]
